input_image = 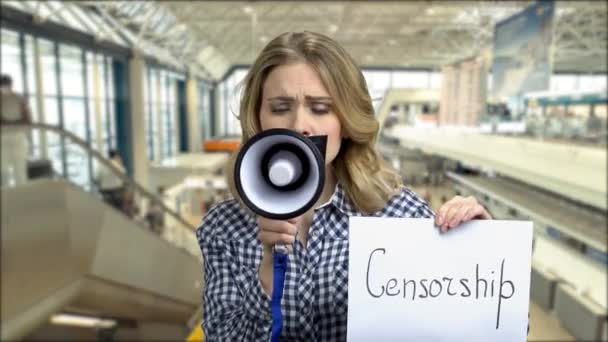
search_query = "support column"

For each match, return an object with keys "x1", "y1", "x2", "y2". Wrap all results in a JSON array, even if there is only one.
[
  {"x1": 186, "y1": 78, "x2": 201, "y2": 153},
  {"x1": 128, "y1": 52, "x2": 149, "y2": 189}
]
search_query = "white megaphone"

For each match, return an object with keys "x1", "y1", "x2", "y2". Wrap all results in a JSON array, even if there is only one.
[{"x1": 234, "y1": 128, "x2": 327, "y2": 220}]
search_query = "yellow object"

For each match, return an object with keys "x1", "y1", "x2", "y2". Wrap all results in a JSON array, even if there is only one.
[{"x1": 186, "y1": 322, "x2": 204, "y2": 342}]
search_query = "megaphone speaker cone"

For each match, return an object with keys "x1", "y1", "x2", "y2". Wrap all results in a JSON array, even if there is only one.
[{"x1": 234, "y1": 129, "x2": 327, "y2": 220}]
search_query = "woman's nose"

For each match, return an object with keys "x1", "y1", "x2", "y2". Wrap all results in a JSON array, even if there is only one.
[
  {"x1": 298, "y1": 129, "x2": 311, "y2": 137},
  {"x1": 293, "y1": 111, "x2": 312, "y2": 136}
]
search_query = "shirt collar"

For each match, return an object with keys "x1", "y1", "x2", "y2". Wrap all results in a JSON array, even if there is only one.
[{"x1": 316, "y1": 182, "x2": 359, "y2": 216}]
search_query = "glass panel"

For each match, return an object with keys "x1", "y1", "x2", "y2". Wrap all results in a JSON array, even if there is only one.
[
  {"x1": 579, "y1": 75, "x2": 608, "y2": 91},
  {"x1": 106, "y1": 57, "x2": 114, "y2": 100},
  {"x1": 392, "y1": 71, "x2": 429, "y2": 89},
  {"x1": 85, "y1": 52, "x2": 97, "y2": 150},
  {"x1": 59, "y1": 44, "x2": 84, "y2": 97},
  {"x1": 27, "y1": 96, "x2": 37, "y2": 122},
  {"x1": 102, "y1": 135, "x2": 110, "y2": 156},
  {"x1": 147, "y1": 103, "x2": 154, "y2": 160},
  {"x1": 44, "y1": 96, "x2": 60, "y2": 126},
  {"x1": 43, "y1": 96, "x2": 63, "y2": 174},
  {"x1": 144, "y1": 67, "x2": 152, "y2": 160},
  {"x1": 99, "y1": 96, "x2": 107, "y2": 143},
  {"x1": 164, "y1": 103, "x2": 172, "y2": 157},
  {"x1": 63, "y1": 98, "x2": 87, "y2": 141},
  {"x1": 167, "y1": 76, "x2": 175, "y2": 104},
  {"x1": 66, "y1": 142, "x2": 90, "y2": 189},
  {"x1": 107, "y1": 99, "x2": 115, "y2": 150},
  {"x1": 199, "y1": 81, "x2": 209, "y2": 141},
  {"x1": 217, "y1": 82, "x2": 225, "y2": 136},
  {"x1": 226, "y1": 70, "x2": 245, "y2": 136},
  {"x1": 550, "y1": 75, "x2": 577, "y2": 92},
  {"x1": 0, "y1": 28, "x2": 24, "y2": 93},
  {"x1": 98, "y1": 55, "x2": 107, "y2": 100},
  {"x1": 47, "y1": 143, "x2": 64, "y2": 177},
  {"x1": 362, "y1": 71, "x2": 390, "y2": 110},
  {"x1": 24, "y1": 34, "x2": 37, "y2": 98},
  {"x1": 430, "y1": 72, "x2": 442, "y2": 89},
  {"x1": 28, "y1": 96, "x2": 40, "y2": 159},
  {"x1": 88, "y1": 99, "x2": 98, "y2": 150},
  {"x1": 39, "y1": 38, "x2": 58, "y2": 96}
]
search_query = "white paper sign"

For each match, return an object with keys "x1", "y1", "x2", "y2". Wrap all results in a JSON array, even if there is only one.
[{"x1": 347, "y1": 218, "x2": 533, "y2": 342}]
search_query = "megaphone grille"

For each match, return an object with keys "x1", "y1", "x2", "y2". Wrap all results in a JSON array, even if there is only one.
[{"x1": 234, "y1": 129, "x2": 325, "y2": 220}]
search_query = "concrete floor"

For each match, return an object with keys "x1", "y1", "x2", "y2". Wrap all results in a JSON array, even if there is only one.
[{"x1": 527, "y1": 302, "x2": 575, "y2": 341}]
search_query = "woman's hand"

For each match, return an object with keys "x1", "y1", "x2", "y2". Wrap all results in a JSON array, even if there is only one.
[
  {"x1": 257, "y1": 216, "x2": 300, "y2": 296},
  {"x1": 435, "y1": 195, "x2": 492, "y2": 232},
  {"x1": 257, "y1": 216, "x2": 300, "y2": 251}
]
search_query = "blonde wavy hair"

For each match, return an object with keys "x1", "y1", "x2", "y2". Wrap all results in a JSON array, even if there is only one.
[{"x1": 226, "y1": 31, "x2": 403, "y2": 214}]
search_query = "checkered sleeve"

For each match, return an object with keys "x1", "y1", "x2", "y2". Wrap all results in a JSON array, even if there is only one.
[
  {"x1": 399, "y1": 187, "x2": 436, "y2": 219},
  {"x1": 414, "y1": 198, "x2": 435, "y2": 219},
  {"x1": 196, "y1": 204, "x2": 272, "y2": 342}
]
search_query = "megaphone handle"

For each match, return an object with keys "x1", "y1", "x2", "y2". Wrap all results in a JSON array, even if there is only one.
[{"x1": 270, "y1": 250, "x2": 288, "y2": 342}]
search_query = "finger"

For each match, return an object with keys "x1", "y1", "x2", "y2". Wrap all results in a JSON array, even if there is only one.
[
  {"x1": 286, "y1": 215, "x2": 302, "y2": 224},
  {"x1": 259, "y1": 231, "x2": 296, "y2": 246},
  {"x1": 464, "y1": 204, "x2": 492, "y2": 220},
  {"x1": 435, "y1": 196, "x2": 462, "y2": 226},
  {"x1": 257, "y1": 218, "x2": 297, "y2": 235},
  {"x1": 266, "y1": 222, "x2": 298, "y2": 235},
  {"x1": 448, "y1": 205, "x2": 473, "y2": 229},
  {"x1": 442, "y1": 203, "x2": 463, "y2": 231}
]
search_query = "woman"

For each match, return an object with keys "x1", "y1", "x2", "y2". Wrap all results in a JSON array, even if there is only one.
[{"x1": 197, "y1": 31, "x2": 491, "y2": 341}]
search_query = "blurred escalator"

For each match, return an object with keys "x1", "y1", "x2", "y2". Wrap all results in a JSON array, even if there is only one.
[{"x1": 1, "y1": 123, "x2": 203, "y2": 341}]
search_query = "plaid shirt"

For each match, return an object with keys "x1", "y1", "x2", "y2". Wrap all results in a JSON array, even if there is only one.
[{"x1": 197, "y1": 183, "x2": 434, "y2": 342}]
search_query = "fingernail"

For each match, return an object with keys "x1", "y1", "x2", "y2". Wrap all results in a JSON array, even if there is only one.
[{"x1": 437, "y1": 215, "x2": 444, "y2": 225}]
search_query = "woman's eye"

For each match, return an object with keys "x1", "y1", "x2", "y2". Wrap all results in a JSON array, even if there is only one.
[
  {"x1": 311, "y1": 103, "x2": 330, "y2": 114},
  {"x1": 270, "y1": 104, "x2": 290, "y2": 113}
]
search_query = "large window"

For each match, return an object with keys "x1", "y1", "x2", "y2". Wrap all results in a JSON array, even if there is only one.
[
  {"x1": 391, "y1": 71, "x2": 430, "y2": 89},
  {"x1": 198, "y1": 79, "x2": 212, "y2": 142},
  {"x1": 24, "y1": 35, "x2": 41, "y2": 158},
  {"x1": 1, "y1": 27, "x2": 120, "y2": 190},
  {"x1": 215, "y1": 68, "x2": 248, "y2": 137},
  {"x1": 550, "y1": 74, "x2": 578, "y2": 92},
  {"x1": 60, "y1": 44, "x2": 90, "y2": 188},
  {"x1": 0, "y1": 28, "x2": 24, "y2": 93},
  {"x1": 39, "y1": 38, "x2": 64, "y2": 176},
  {"x1": 363, "y1": 70, "x2": 440, "y2": 111},
  {"x1": 162, "y1": 70, "x2": 174, "y2": 158},
  {"x1": 363, "y1": 71, "x2": 392, "y2": 110},
  {"x1": 144, "y1": 67, "x2": 156, "y2": 160},
  {"x1": 143, "y1": 64, "x2": 183, "y2": 161}
]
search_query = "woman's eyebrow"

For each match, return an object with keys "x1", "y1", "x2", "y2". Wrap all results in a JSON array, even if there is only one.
[
  {"x1": 305, "y1": 96, "x2": 332, "y2": 102},
  {"x1": 266, "y1": 96, "x2": 332, "y2": 102},
  {"x1": 266, "y1": 96, "x2": 294, "y2": 102}
]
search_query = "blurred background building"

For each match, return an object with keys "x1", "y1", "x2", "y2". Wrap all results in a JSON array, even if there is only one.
[{"x1": 1, "y1": 1, "x2": 606, "y2": 341}]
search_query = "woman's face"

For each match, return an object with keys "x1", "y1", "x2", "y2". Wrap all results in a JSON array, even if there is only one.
[{"x1": 259, "y1": 62, "x2": 343, "y2": 165}]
